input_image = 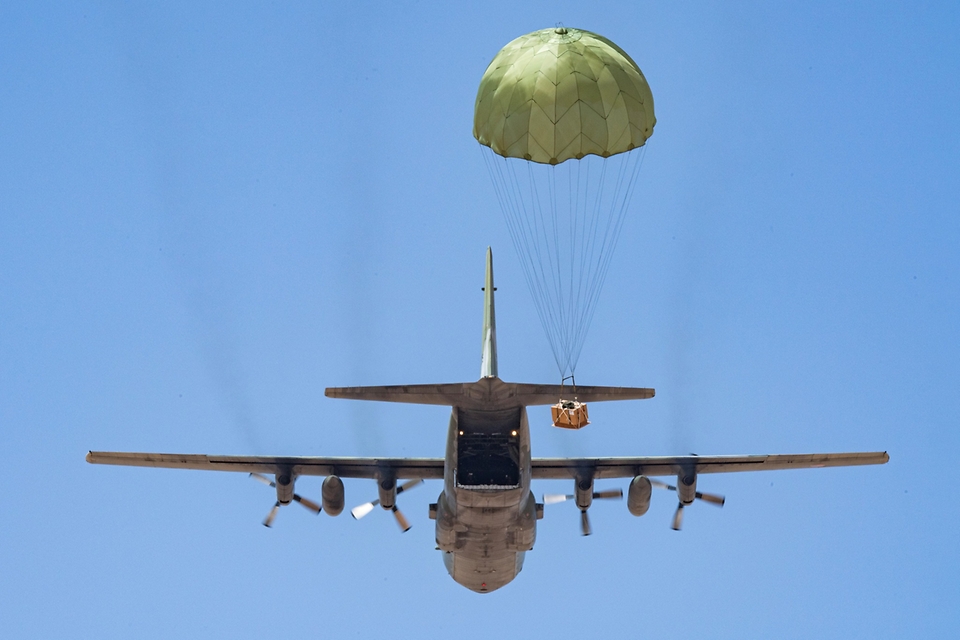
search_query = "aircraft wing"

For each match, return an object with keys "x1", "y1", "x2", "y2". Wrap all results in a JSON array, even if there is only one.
[
  {"x1": 530, "y1": 451, "x2": 889, "y2": 479},
  {"x1": 88, "y1": 450, "x2": 889, "y2": 481},
  {"x1": 85, "y1": 451, "x2": 445, "y2": 479}
]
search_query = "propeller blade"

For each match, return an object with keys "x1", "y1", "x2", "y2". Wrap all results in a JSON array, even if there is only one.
[
  {"x1": 651, "y1": 478, "x2": 724, "y2": 506},
  {"x1": 592, "y1": 489, "x2": 623, "y2": 500},
  {"x1": 396, "y1": 479, "x2": 423, "y2": 495},
  {"x1": 250, "y1": 472, "x2": 275, "y2": 488},
  {"x1": 543, "y1": 494, "x2": 573, "y2": 505},
  {"x1": 695, "y1": 491, "x2": 726, "y2": 506},
  {"x1": 263, "y1": 501, "x2": 281, "y2": 528},
  {"x1": 392, "y1": 505, "x2": 412, "y2": 532},
  {"x1": 580, "y1": 509, "x2": 592, "y2": 536},
  {"x1": 649, "y1": 478, "x2": 676, "y2": 491},
  {"x1": 352, "y1": 479, "x2": 419, "y2": 527},
  {"x1": 671, "y1": 503, "x2": 684, "y2": 531},
  {"x1": 293, "y1": 494, "x2": 322, "y2": 514},
  {"x1": 351, "y1": 501, "x2": 377, "y2": 520}
]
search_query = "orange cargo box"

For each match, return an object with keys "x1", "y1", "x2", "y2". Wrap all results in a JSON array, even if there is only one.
[{"x1": 551, "y1": 401, "x2": 590, "y2": 429}]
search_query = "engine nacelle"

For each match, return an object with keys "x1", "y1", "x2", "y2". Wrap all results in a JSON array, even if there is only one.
[
  {"x1": 275, "y1": 471, "x2": 295, "y2": 505},
  {"x1": 677, "y1": 470, "x2": 697, "y2": 506},
  {"x1": 322, "y1": 475, "x2": 345, "y2": 516},
  {"x1": 575, "y1": 477, "x2": 593, "y2": 510},
  {"x1": 627, "y1": 476, "x2": 652, "y2": 516},
  {"x1": 378, "y1": 476, "x2": 397, "y2": 510}
]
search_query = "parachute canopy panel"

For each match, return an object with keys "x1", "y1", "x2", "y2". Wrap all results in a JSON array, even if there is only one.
[{"x1": 473, "y1": 27, "x2": 656, "y2": 165}]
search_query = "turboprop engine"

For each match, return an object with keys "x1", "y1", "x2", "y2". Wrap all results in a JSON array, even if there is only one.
[
  {"x1": 249, "y1": 471, "x2": 321, "y2": 527},
  {"x1": 322, "y1": 475, "x2": 345, "y2": 516},
  {"x1": 274, "y1": 472, "x2": 295, "y2": 504},
  {"x1": 648, "y1": 472, "x2": 725, "y2": 531},
  {"x1": 543, "y1": 476, "x2": 622, "y2": 536},
  {"x1": 677, "y1": 471, "x2": 697, "y2": 505},
  {"x1": 350, "y1": 477, "x2": 423, "y2": 532},
  {"x1": 627, "y1": 476, "x2": 652, "y2": 516}
]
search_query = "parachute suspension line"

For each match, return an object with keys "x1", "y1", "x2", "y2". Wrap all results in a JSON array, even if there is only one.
[
  {"x1": 526, "y1": 160, "x2": 565, "y2": 359},
  {"x1": 480, "y1": 146, "x2": 647, "y2": 378},
  {"x1": 481, "y1": 149, "x2": 539, "y2": 322},
  {"x1": 558, "y1": 374, "x2": 578, "y2": 398},
  {"x1": 574, "y1": 154, "x2": 618, "y2": 361},
  {"x1": 547, "y1": 162, "x2": 565, "y2": 366},
  {"x1": 570, "y1": 157, "x2": 589, "y2": 372},
  {"x1": 482, "y1": 148, "x2": 565, "y2": 370},
  {"x1": 516, "y1": 158, "x2": 566, "y2": 369},
  {"x1": 568, "y1": 147, "x2": 648, "y2": 370},
  {"x1": 568, "y1": 158, "x2": 583, "y2": 373},
  {"x1": 517, "y1": 155, "x2": 568, "y2": 372},
  {"x1": 573, "y1": 152, "x2": 608, "y2": 376},
  {"x1": 568, "y1": 155, "x2": 610, "y2": 373}
]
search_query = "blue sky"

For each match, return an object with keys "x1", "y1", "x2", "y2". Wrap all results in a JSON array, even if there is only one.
[{"x1": 2, "y1": 2, "x2": 958, "y2": 637}]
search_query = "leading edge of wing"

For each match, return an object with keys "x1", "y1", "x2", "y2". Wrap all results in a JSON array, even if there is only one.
[
  {"x1": 531, "y1": 451, "x2": 890, "y2": 479},
  {"x1": 85, "y1": 451, "x2": 444, "y2": 479}
]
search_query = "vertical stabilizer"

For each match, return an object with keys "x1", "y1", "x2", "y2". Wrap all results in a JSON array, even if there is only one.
[{"x1": 481, "y1": 247, "x2": 498, "y2": 378}]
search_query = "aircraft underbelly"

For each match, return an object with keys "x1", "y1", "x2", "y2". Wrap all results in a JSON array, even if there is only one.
[
  {"x1": 436, "y1": 489, "x2": 537, "y2": 593},
  {"x1": 445, "y1": 544, "x2": 523, "y2": 594},
  {"x1": 443, "y1": 506, "x2": 526, "y2": 593}
]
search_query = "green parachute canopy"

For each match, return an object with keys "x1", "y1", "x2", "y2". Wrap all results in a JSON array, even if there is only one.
[
  {"x1": 475, "y1": 28, "x2": 655, "y2": 377},
  {"x1": 473, "y1": 27, "x2": 656, "y2": 165}
]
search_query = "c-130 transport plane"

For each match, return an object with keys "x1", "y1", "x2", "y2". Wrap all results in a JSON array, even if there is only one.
[{"x1": 87, "y1": 248, "x2": 888, "y2": 593}]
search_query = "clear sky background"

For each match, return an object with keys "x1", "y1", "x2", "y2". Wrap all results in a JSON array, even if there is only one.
[{"x1": 2, "y1": 2, "x2": 958, "y2": 637}]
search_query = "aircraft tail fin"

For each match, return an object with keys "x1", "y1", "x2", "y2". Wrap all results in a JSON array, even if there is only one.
[
  {"x1": 481, "y1": 247, "x2": 497, "y2": 379},
  {"x1": 323, "y1": 247, "x2": 657, "y2": 410}
]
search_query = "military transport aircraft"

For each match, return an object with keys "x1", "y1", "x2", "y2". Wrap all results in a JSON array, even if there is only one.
[{"x1": 87, "y1": 248, "x2": 888, "y2": 593}]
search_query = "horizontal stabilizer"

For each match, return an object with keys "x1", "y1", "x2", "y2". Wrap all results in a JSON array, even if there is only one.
[
  {"x1": 325, "y1": 378, "x2": 654, "y2": 410},
  {"x1": 510, "y1": 383, "x2": 654, "y2": 405},
  {"x1": 325, "y1": 383, "x2": 469, "y2": 406}
]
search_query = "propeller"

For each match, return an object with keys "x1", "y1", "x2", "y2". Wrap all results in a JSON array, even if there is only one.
[
  {"x1": 542, "y1": 488, "x2": 623, "y2": 536},
  {"x1": 350, "y1": 479, "x2": 422, "y2": 532},
  {"x1": 250, "y1": 473, "x2": 321, "y2": 527},
  {"x1": 671, "y1": 503, "x2": 684, "y2": 531},
  {"x1": 649, "y1": 478, "x2": 725, "y2": 531},
  {"x1": 264, "y1": 501, "x2": 281, "y2": 528}
]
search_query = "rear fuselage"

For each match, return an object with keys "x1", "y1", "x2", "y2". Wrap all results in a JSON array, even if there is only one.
[{"x1": 434, "y1": 405, "x2": 536, "y2": 593}]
